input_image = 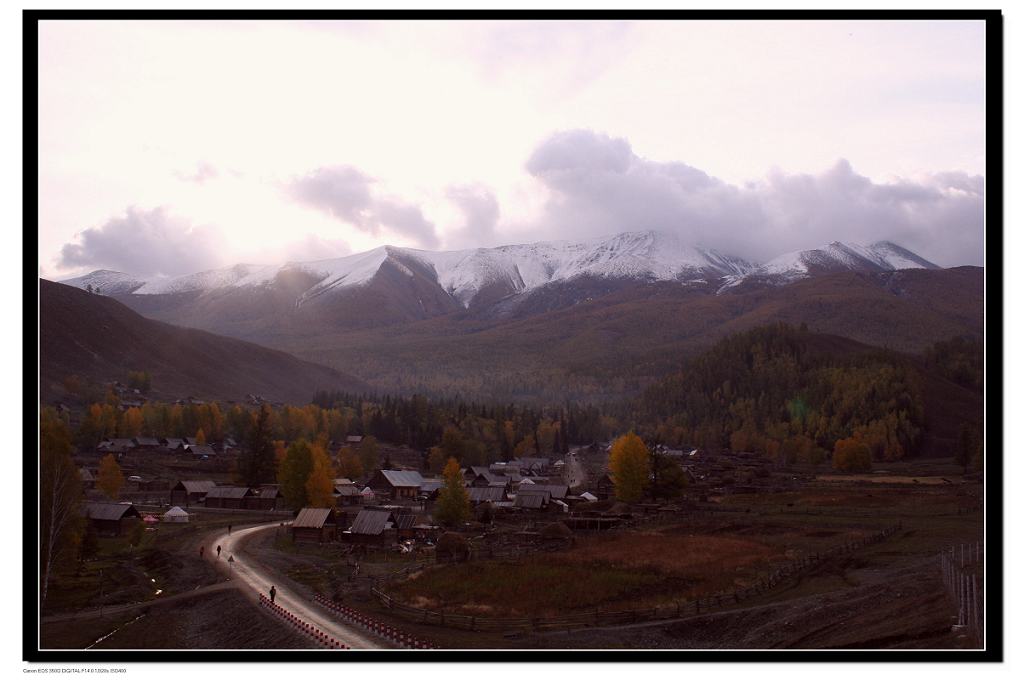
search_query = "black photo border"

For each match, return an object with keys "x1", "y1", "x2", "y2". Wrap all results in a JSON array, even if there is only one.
[{"x1": 22, "y1": 7, "x2": 1004, "y2": 664}]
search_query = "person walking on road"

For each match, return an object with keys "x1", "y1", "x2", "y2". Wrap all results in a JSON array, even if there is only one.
[
  {"x1": 216, "y1": 545, "x2": 222, "y2": 559},
  {"x1": 269, "y1": 585, "x2": 277, "y2": 604},
  {"x1": 199, "y1": 545, "x2": 204, "y2": 559},
  {"x1": 228, "y1": 524, "x2": 232, "y2": 535}
]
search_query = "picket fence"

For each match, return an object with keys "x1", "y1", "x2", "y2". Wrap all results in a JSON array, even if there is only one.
[{"x1": 940, "y1": 542, "x2": 984, "y2": 646}]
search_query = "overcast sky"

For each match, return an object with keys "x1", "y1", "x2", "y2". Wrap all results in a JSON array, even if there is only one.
[{"x1": 38, "y1": 19, "x2": 986, "y2": 279}]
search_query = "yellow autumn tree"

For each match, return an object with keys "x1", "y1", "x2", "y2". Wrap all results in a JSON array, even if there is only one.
[
  {"x1": 121, "y1": 407, "x2": 143, "y2": 437},
  {"x1": 97, "y1": 453, "x2": 124, "y2": 500},
  {"x1": 609, "y1": 432, "x2": 650, "y2": 503},
  {"x1": 337, "y1": 446, "x2": 363, "y2": 480},
  {"x1": 832, "y1": 437, "x2": 872, "y2": 473},
  {"x1": 434, "y1": 457, "x2": 471, "y2": 527},
  {"x1": 195, "y1": 428, "x2": 207, "y2": 445},
  {"x1": 306, "y1": 443, "x2": 336, "y2": 508}
]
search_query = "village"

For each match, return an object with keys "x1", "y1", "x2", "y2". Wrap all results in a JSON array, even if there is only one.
[{"x1": 41, "y1": 416, "x2": 985, "y2": 651}]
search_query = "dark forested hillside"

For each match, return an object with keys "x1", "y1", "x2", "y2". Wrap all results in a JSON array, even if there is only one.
[
  {"x1": 262, "y1": 266, "x2": 983, "y2": 403},
  {"x1": 628, "y1": 324, "x2": 983, "y2": 460},
  {"x1": 39, "y1": 279, "x2": 369, "y2": 404}
]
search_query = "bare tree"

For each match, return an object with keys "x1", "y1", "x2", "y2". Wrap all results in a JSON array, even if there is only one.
[{"x1": 40, "y1": 410, "x2": 83, "y2": 604}]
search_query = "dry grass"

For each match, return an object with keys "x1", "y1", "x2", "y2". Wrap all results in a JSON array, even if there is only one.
[
  {"x1": 557, "y1": 533, "x2": 780, "y2": 576},
  {"x1": 816, "y1": 475, "x2": 961, "y2": 485}
]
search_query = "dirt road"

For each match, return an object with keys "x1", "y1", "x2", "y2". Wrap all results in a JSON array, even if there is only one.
[
  {"x1": 565, "y1": 449, "x2": 588, "y2": 490},
  {"x1": 207, "y1": 523, "x2": 386, "y2": 649}
]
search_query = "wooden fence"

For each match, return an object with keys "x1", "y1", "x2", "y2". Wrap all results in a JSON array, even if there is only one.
[
  {"x1": 371, "y1": 523, "x2": 902, "y2": 634},
  {"x1": 940, "y1": 542, "x2": 984, "y2": 647}
]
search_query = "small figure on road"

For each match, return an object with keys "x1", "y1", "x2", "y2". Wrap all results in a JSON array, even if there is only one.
[
  {"x1": 269, "y1": 585, "x2": 277, "y2": 604},
  {"x1": 199, "y1": 545, "x2": 205, "y2": 559},
  {"x1": 228, "y1": 554, "x2": 235, "y2": 569},
  {"x1": 228, "y1": 524, "x2": 232, "y2": 535},
  {"x1": 216, "y1": 545, "x2": 222, "y2": 558}
]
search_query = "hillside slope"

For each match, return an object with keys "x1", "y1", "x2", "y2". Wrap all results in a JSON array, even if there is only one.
[
  {"x1": 260, "y1": 266, "x2": 983, "y2": 403},
  {"x1": 39, "y1": 279, "x2": 369, "y2": 404}
]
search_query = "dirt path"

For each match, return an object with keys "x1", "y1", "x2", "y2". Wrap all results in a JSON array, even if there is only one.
[
  {"x1": 565, "y1": 450, "x2": 588, "y2": 490},
  {"x1": 206, "y1": 522, "x2": 386, "y2": 649}
]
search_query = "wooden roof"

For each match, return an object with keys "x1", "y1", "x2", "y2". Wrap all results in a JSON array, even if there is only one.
[
  {"x1": 293, "y1": 507, "x2": 336, "y2": 529},
  {"x1": 349, "y1": 508, "x2": 396, "y2": 535},
  {"x1": 173, "y1": 479, "x2": 217, "y2": 494},
  {"x1": 205, "y1": 486, "x2": 253, "y2": 499},
  {"x1": 82, "y1": 502, "x2": 141, "y2": 521}
]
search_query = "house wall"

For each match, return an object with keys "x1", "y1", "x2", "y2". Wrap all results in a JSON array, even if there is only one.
[
  {"x1": 205, "y1": 497, "x2": 246, "y2": 509},
  {"x1": 292, "y1": 526, "x2": 336, "y2": 543}
]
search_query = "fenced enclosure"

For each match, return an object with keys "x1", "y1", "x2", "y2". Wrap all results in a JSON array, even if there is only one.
[
  {"x1": 371, "y1": 523, "x2": 902, "y2": 634},
  {"x1": 940, "y1": 542, "x2": 984, "y2": 647}
]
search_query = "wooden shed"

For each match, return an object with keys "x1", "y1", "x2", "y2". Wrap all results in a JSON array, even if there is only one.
[
  {"x1": 204, "y1": 486, "x2": 254, "y2": 509},
  {"x1": 170, "y1": 479, "x2": 216, "y2": 507},
  {"x1": 367, "y1": 470, "x2": 424, "y2": 500},
  {"x1": 467, "y1": 486, "x2": 507, "y2": 505},
  {"x1": 292, "y1": 507, "x2": 339, "y2": 544},
  {"x1": 345, "y1": 508, "x2": 399, "y2": 544},
  {"x1": 82, "y1": 502, "x2": 142, "y2": 536},
  {"x1": 247, "y1": 485, "x2": 281, "y2": 510}
]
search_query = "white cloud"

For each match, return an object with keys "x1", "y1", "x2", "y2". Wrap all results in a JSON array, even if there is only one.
[{"x1": 524, "y1": 130, "x2": 984, "y2": 266}]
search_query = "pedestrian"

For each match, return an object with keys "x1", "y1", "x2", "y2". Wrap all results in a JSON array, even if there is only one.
[
  {"x1": 217, "y1": 545, "x2": 222, "y2": 558},
  {"x1": 228, "y1": 555, "x2": 235, "y2": 569},
  {"x1": 269, "y1": 585, "x2": 277, "y2": 604},
  {"x1": 199, "y1": 545, "x2": 204, "y2": 559},
  {"x1": 228, "y1": 524, "x2": 232, "y2": 535}
]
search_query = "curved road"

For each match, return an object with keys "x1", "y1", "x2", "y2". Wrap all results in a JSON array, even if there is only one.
[{"x1": 207, "y1": 522, "x2": 385, "y2": 649}]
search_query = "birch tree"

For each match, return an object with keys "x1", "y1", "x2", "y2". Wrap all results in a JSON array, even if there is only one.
[{"x1": 40, "y1": 409, "x2": 83, "y2": 604}]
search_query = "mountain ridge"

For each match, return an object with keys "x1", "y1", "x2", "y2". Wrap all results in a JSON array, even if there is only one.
[
  {"x1": 39, "y1": 279, "x2": 370, "y2": 405},
  {"x1": 60, "y1": 231, "x2": 943, "y2": 311}
]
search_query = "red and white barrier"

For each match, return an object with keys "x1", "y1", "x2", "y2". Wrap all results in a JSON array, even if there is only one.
[
  {"x1": 259, "y1": 593, "x2": 349, "y2": 649},
  {"x1": 312, "y1": 593, "x2": 439, "y2": 649}
]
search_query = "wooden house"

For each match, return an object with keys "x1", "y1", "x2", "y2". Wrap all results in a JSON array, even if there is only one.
[
  {"x1": 467, "y1": 486, "x2": 507, "y2": 505},
  {"x1": 333, "y1": 480, "x2": 362, "y2": 507},
  {"x1": 418, "y1": 479, "x2": 443, "y2": 501},
  {"x1": 514, "y1": 489, "x2": 552, "y2": 510},
  {"x1": 98, "y1": 439, "x2": 135, "y2": 455},
  {"x1": 131, "y1": 437, "x2": 161, "y2": 451},
  {"x1": 170, "y1": 479, "x2": 217, "y2": 507},
  {"x1": 82, "y1": 502, "x2": 142, "y2": 536},
  {"x1": 520, "y1": 484, "x2": 568, "y2": 500},
  {"x1": 162, "y1": 438, "x2": 186, "y2": 452},
  {"x1": 248, "y1": 485, "x2": 281, "y2": 510},
  {"x1": 345, "y1": 508, "x2": 399, "y2": 544},
  {"x1": 292, "y1": 507, "x2": 339, "y2": 544},
  {"x1": 204, "y1": 486, "x2": 254, "y2": 509},
  {"x1": 596, "y1": 473, "x2": 616, "y2": 500},
  {"x1": 366, "y1": 470, "x2": 424, "y2": 499},
  {"x1": 469, "y1": 469, "x2": 510, "y2": 489},
  {"x1": 186, "y1": 444, "x2": 216, "y2": 459}
]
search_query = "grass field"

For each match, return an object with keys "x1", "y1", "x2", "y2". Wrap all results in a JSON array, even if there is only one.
[{"x1": 389, "y1": 516, "x2": 877, "y2": 617}]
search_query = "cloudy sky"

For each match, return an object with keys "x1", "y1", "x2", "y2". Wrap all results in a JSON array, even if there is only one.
[{"x1": 38, "y1": 19, "x2": 986, "y2": 279}]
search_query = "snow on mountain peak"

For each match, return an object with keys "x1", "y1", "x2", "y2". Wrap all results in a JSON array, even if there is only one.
[
  {"x1": 59, "y1": 270, "x2": 146, "y2": 295},
  {"x1": 738, "y1": 240, "x2": 940, "y2": 287},
  {"x1": 56, "y1": 233, "x2": 939, "y2": 306}
]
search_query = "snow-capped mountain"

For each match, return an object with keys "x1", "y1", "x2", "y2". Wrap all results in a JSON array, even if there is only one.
[
  {"x1": 734, "y1": 240, "x2": 940, "y2": 287},
  {"x1": 133, "y1": 263, "x2": 279, "y2": 295},
  {"x1": 57, "y1": 232, "x2": 940, "y2": 311},
  {"x1": 59, "y1": 269, "x2": 146, "y2": 295},
  {"x1": 59, "y1": 231, "x2": 755, "y2": 308}
]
